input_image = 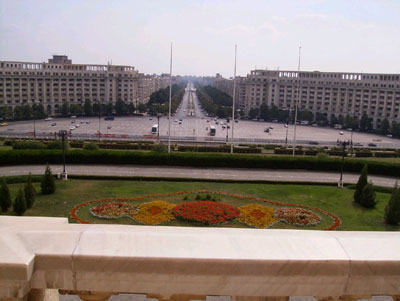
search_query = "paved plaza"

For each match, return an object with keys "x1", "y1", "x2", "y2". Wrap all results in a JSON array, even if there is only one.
[{"x1": 1, "y1": 85, "x2": 399, "y2": 148}]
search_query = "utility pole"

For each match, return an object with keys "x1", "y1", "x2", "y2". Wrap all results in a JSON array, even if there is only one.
[
  {"x1": 292, "y1": 46, "x2": 301, "y2": 157},
  {"x1": 168, "y1": 43, "x2": 172, "y2": 154},
  {"x1": 231, "y1": 44, "x2": 237, "y2": 154}
]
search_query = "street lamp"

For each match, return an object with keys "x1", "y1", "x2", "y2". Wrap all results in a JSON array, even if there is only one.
[
  {"x1": 59, "y1": 130, "x2": 68, "y2": 180},
  {"x1": 157, "y1": 113, "x2": 161, "y2": 141},
  {"x1": 337, "y1": 140, "x2": 350, "y2": 187}
]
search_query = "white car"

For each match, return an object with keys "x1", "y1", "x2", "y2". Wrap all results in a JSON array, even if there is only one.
[
  {"x1": 70, "y1": 126, "x2": 75, "y2": 130},
  {"x1": 339, "y1": 131, "x2": 344, "y2": 135},
  {"x1": 44, "y1": 117, "x2": 53, "y2": 121}
]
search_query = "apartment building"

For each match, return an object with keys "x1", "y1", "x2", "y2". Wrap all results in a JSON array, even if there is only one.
[
  {"x1": 220, "y1": 70, "x2": 400, "y2": 129},
  {"x1": 0, "y1": 55, "x2": 169, "y2": 115}
]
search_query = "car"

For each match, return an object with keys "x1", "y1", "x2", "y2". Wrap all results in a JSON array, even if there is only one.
[
  {"x1": 272, "y1": 119, "x2": 278, "y2": 123},
  {"x1": 174, "y1": 119, "x2": 178, "y2": 122},
  {"x1": 227, "y1": 125, "x2": 230, "y2": 129},
  {"x1": 258, "y1": 119, "x2": 264, "y2": 122},
  {"x1": 81, "y1": 121, "x2": 85, "y2": 124},
  {"x1": 235, "y1": 120, "x2": 238, "y2": 123},
  {"x1": 368, "y1": 143, "x2": 377, "y2": 147},
  {"x1": 309, "y1": 141, "x2": 319, "y2": 145},
  {"x1": 178, "y1": 121, "x2": 182, "y2": 124},
  {"x1": 264, "y1": 128, "x2": 270, "y2": 133},
  {"x1": 107, "y1": 125, "x2": 112, "y2": 129},
  {"x1": 45, "y1": 117, "x2": 53, "y2": 121},
  {"x1": 347, "y1": 128, "x2": 353, "y2": 131},
  {"x1": 353, "y1": 142, "x2": 363, "y2": 146},
  {"x1": 71, "y1": 120, "x2": 75, "y2": 123},
  {"x1": 339, "y1": 131, "x2": 344, "y2": 135},
  {"x1": 0, "y1": 122, "x2": 8, "y2": 126},
  {"x1": 70, "y1": 126, "x2": 75, "y2": 130},
  {"x1": 387, "y1": 134, "x2": 393, "y2": 138},
  {"x1": 220, "y1": 121, "x2": 224, "y2": 125},
  {"x1": 284, "y1": 124, "x2": 288, "y2": 128},
  {"x1": 206, "y1": 120, "x2": 210, "y2": 122},
  {"x1": 51, "y1": 122, "x2": 56, "y2": 126},
  {"x1": 70, "y1": 115, "x2": 77, "y2": 118},
  {"x1": 86, "y1": 121, "x2": 90, "y2": 124},
  {"x1": 269, "y1": 126, "x2": 274, "y2": 129},
  {"x1": 222, "y1": 125, "x2": 225, "y2": 129},
  {"x1": 149, "y1": 118, "x2": 152, "y2": 120},
  {"x1": 75, "y1": 124, "x2": 80, "y2": 128}
]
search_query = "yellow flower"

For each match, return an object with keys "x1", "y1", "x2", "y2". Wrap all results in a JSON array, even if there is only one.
[
  {"x1": 132, "y1": 200, "x2": 176, "y2": 225},
  {"x1": 238, "y1": 204, "x2": 278, "y2": 229}
]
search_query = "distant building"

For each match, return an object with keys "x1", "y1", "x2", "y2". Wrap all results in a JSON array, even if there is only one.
[
  {"x1": 0, "y1": 55, "x2": 169, "y2": 115},
  {"x1": 215, "y1": 70, "x2": 400, "y2": 129}
]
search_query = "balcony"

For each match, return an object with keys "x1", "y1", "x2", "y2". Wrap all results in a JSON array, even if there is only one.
[{"x1": 1, "y1": 216, "x2": 399, "y2": 301}]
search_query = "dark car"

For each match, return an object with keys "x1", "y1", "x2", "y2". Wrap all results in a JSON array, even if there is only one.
[
  {"x1": 309, "y1": 141, "x2": 319, "y2": 145},
  {"x1": 368, "y1": 143, "x2": 377, "y2": 147}
]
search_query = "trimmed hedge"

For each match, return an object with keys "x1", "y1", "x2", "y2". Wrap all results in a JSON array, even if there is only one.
[
  {"x1": 1, "y1": 149, "x2": 400, "y2": 177},
  {"x1": 177, "y1": 146, "x2": 262, "y2": 154}
]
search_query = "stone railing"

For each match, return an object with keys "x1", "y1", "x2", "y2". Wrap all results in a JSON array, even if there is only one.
[{"x1": 0, "y1": 216, "x2": 399, "y2": 301}]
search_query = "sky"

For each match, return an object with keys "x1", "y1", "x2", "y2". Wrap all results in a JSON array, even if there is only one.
[{"x1": 1, "y1": 0, "x2": 400, "y2": 77}]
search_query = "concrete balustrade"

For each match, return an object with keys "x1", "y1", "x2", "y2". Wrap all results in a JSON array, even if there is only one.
[{"x1": 0, "y1": 216, "x2": 399, "y2": 301}]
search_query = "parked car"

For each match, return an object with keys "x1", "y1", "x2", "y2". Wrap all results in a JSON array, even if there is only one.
[
  {"x1": 309, "y1": 141, "x2": 319, "y2": 145},
  {"x1": 51, "y1": 123, "x2": 56, "y2": 126},
  {"x1": 339, "y1": 131, "x2": 344, "y2": 135},
  {"x1": 368, "y1": 143, "x2": 377, "y2": 147}
]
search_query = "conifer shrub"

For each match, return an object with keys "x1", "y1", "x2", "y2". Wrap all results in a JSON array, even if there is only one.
[
  {"x1": 0, "y1": 177, "x2": 11, "y2": 212},
  {"x1": 384, "y1": 183, "x2": 400, "y2": 225},
  {"x1": 354, "y1": 164, "x2": 368, "y2": 204},
  {"x1": 24, "y1": 173, "x2": 36, "y2": 209},
  {"x1": 41, "y1": 165, "x2": 56, "y2": 195},
  {"x1": 13, "y1": 189, "x2": 27, "y2": 216},
  {"x1": 360, "y1": 183, "x2": 377, "y2": 208}
]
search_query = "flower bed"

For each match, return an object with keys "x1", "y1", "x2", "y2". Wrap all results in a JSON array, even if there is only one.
[
  {"x1": 238, "y1": 204, "x2": 279, "y2": 229},
  {"x1": 173, "y1": 200, "x2": 240, "y2": 225},
  {"x1": 275, "y1": 207, "x2": 321, "y2": 226},
  {"x1": 90, "y1": 201, "x2": 136, "y2": 219},
  {"x1": 132, "y1": 200, "x2": 176, "y2": 225},
  {"x1": 70, "y1": 190, "x2": 340, "y2": 230}
]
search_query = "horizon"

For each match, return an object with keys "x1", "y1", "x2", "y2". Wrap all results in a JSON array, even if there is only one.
[{"x1": 1, "y1": 0, "x2": 400, "y2": 77}]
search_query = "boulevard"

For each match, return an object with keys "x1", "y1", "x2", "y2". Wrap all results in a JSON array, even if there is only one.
[{"x1": 1, "y1": 83, "x2": 400, "y2": 148}]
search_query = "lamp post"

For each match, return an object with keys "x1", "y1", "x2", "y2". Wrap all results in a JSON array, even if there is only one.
[
  {"x1": 59, "y1": 130, "x2": 68, "y2": 180},
  {"x1": 157, "y1": 113, "x2": 161, "y2": 141},
  {"x1": 337, "y1": 140, "x2": 350, "y2": 188},
  {"x1": 33, "y1": 118, "x2": 36, "y2": 139}
]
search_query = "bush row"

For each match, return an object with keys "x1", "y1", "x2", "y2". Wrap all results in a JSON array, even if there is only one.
[
  {"x1": 177, "y1": 146, "x2": 262, "y2": 154},
  {"x1": 274, "y1": 147, "x2": 400, "y2": 158},
  {"x1": 1, "y1": 149, "x2": 399, "y2": 177}
]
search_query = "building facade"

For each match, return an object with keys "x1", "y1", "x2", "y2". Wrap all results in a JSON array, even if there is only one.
[
  {"x1": 0, "y1": 55, "x2": 169, "y2": 115},
  {"x1": 219, "y1": 69, "x2": 400, "y2": 129},
  {"x1": 213, "y1": 74, "x2": 247, "y2": 112}
]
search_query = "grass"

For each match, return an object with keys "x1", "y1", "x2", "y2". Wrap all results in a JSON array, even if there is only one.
[{"x1": 1, "y1": 179, "x2": 398, "y2": 231}]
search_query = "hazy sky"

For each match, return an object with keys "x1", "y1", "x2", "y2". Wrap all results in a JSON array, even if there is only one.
[{"x1": 1, "y1": 0, "x2": 400, "y2": 77}]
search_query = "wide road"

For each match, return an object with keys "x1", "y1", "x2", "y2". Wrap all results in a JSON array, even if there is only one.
[
  {"x1": 1, "y1": 82, "x2": 399, "y2": 148},
  {"x1": 1, "y1": 164, "x2": 399, "y2": 187}
]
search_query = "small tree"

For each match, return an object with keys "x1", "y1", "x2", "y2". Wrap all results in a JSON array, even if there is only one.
[
  {"x1": 41, "y1": 165, "x2": 56, "y2": 195},
  {"x1": 24, "y1": 173, "x2": 36, "y2": 209},
  {"x1": 13, "y1": 189, "x2": 27, "y2": 216},
  {"x1": 0, "y1": 177, "x2": 11, "y2": 212},
  {"x1": 360, "y1": 183, "x2": 377, "y2": 208},
  {"x1": 354, "y1": 164, "x2": 368, "y2": 204},
  {"x1": 384, "y1": 182, "x2": 400, "y2": 225}
]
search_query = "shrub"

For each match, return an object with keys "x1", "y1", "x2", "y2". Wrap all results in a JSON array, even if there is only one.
[
  {"x1": 354, "y1": 164, "x2": 368, "y2": 204},
  {"x1": 384, "y1": 182, "x2": 400, "y2": 225},
  {"x1": 183, "y1": 195, "x2": 188, "y2": 201},
  {"x1": 13, "y1": 141, "x2": 46, "y2": 150},
  {"x1": 24, "y1": 173, "x2": 36, "y2": 209},
  {"x1": 47, "y1": 140, "x2": 66, "y2": 150},
  {"x1": 83, "y1": 142, "x2": 99, "y2": 151},
  {"x1": 360, "y1": 183, "x2": 377, "y2": 208},
  {"x1": 0, "y1": 177, "x2": 11, "y2": 212},
  {"x1": 13, "y1": 189, "x2": 27, "y2": 216},
  {"x1": 152, "y1": 144, "x2": 168, "y2": 153},
  {"x1": 41, "y1": 164, "x2": 56, "y2": 195},
  {"x1": 195, "y1": 194, "x2": 201, "y2": 200}
]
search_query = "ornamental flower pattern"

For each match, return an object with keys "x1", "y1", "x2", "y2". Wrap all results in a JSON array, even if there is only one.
[
  {"x1": 173, "y1": 201, "x2": 240, "y2": 225},
  {"x1": 90, "y1": 202, "x2": 136, "y2": 219},
  {"x1": 238, "y1": 204, "x2": 279, "y2": 229},
  {"x1": 69, "y1": 190, "x2": 341, "y2": 230},
  {"x1": 275, "y1": 207, "x2": 321, "y2": 226},
  {"x1": 132, "y1": 200, "x2": 176, "y2": 225}
]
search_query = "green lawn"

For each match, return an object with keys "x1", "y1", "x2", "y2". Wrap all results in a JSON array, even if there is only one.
[{"x1": 1, "y1": 179, "x2": 398, "y2": 231}]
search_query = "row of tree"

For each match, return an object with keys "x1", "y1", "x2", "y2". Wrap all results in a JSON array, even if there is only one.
[
  {"x1": 147, "y1": 84, "x2": 185, "y2": 116},
  {"x1": 0, "y1": 165, "x2": 56, "y2": 216},
  {"x1": 0, "y1": 103, "x2": 48, "y2": 121},
  {"x1": 196, "y1": 87, "x2": 234, "y2": 118},
  {"x1": 246, "y1": 103, "x2": 399, "y2": 137}
]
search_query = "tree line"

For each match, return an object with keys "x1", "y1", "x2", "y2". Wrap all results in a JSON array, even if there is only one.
[
  {"x1": 147, "y1": 84, "x2": 185, "y2": 116},
  {"x1": 196, "y1": 86, "x2": 234, "y2": 118}
]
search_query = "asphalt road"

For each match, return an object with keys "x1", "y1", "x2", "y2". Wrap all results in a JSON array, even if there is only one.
[
  {"x1": 1, "y1": 164, "x2": 399, "y2": 187},
  {"x1": 1, "y1": 82, "x2": 399, "y2": 147}
]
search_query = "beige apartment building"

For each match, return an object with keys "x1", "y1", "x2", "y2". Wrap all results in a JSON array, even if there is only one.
[
  {"x1": 0, "y1": 55, "x2": 169, "y2": 115},
  {"x1": 214, "y1": 70, "x2": 400, "y2": 129}
]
